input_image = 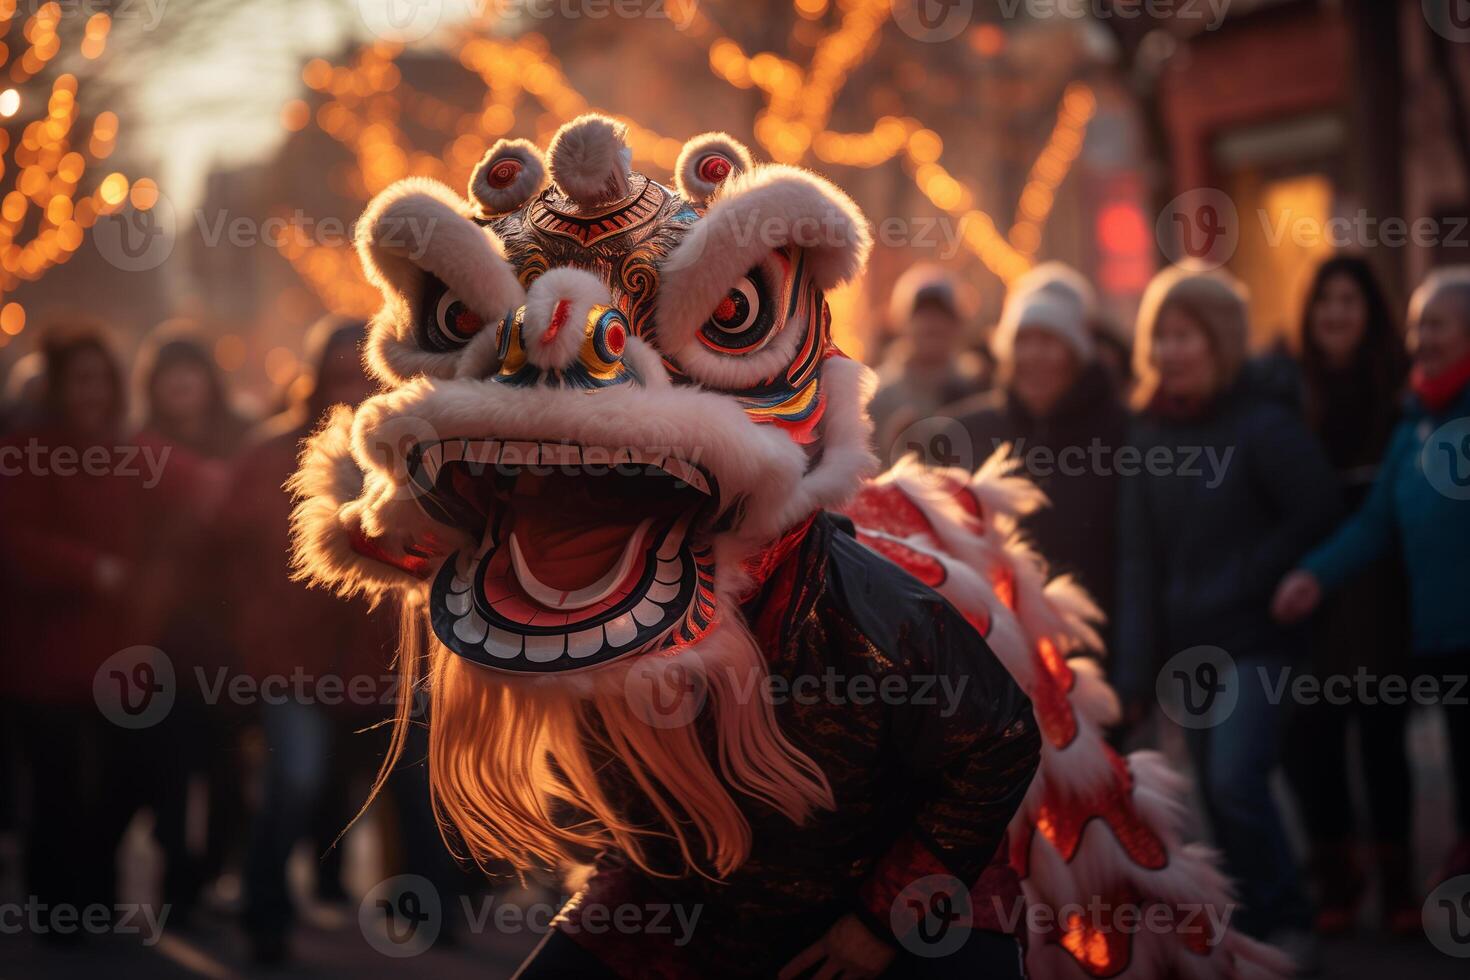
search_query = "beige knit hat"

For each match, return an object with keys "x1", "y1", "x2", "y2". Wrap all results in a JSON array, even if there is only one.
[
  {"x1": 991, "y1": 261, "x2": 1097, "y2": 364},
  {"x1": 1133, "y1": 262, "x2": 1250, "y2": 402}
]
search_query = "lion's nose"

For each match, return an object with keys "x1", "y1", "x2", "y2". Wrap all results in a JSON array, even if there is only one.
[{"x1": 493, "y1": 267, "x2": 633, "y2": 388}]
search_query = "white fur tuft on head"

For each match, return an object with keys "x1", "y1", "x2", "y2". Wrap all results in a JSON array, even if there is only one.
[
  {"x1": 521, "y1": 267, "x2": 613, "y2": 370},
  {"x1": 547, "y1": 114, "x2": 633, "y2": 209},
  {"x1": 469, "y1": 138, "x2": 547, "y2": 215},
  {"x1": 674, "y1": 132, "x2": 753, "y2": 204}
]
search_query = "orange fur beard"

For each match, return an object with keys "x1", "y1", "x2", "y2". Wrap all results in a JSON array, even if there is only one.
[{"x1": 385, "y1": 602, "x2": 834, "y2": 881}]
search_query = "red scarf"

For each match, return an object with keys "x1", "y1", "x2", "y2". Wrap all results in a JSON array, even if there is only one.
[
  {"x1": 1411, "y1": 351, "x2": 1470, "y2": 414},
  {"x1": 1147, "y1": 391, "x2": 1211, "y2": 422}
]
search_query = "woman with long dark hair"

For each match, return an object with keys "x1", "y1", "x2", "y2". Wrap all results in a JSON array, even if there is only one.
[
  {"x1": 1281, "y1": 256, "x2": 1415, "y2": 935},
  {"x1": 132, "y1": 324, "x2": 253, "y2": 924}
]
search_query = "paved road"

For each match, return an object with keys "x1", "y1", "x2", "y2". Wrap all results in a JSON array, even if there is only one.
[{"x1": 2, "y1": 711, "x2": 1467, "y2": 978}]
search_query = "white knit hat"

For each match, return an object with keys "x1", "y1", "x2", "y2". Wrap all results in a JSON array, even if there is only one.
[{"x1": 992, "y1": 261, "x2": 1096, "y2": 363}]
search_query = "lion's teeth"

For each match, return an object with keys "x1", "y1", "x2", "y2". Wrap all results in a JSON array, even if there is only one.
[
  {"x1": 604, "y1": 613, "x2": 637, "y2": 648},
  {"x1": 452, "y1": 608, "x2": 487, "y2": 644},
  {"x1": 567, "y1": 625, "x2": 606, "y2": 659},
  {"x1": 523, "y1": 633, "x2": 567, "y2": 663},
  {"x1": 483, "y1": 624, "x2": 525, "y2": 660},
  {"x1": 646, "y1": 578, "x2": 680, "y2": 603},
  {"x1": 631, "y1": 598, "x2": 664, "y2": 628}
]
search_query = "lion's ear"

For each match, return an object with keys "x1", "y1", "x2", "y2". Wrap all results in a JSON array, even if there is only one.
[
  {"x1": 356, "y1": 177, "x2": 525, "y2": 385},
  {"x1": 674, "y1": 132, "x2": 753, "y2": 204},
  {"x1": 468, "y1": 138, "x2": 546, "y2": 216}
]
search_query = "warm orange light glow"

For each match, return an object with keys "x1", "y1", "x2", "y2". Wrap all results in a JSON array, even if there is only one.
[
  {"x1": 215, "y1": 333, "x2": 247, "y2": 372},
  {"x1": 98, "y1": 171, "x2": 128, "y2": 206},
  {"x1": 281, "y1": 99, "x2": 309, "y2": 132},
  {"x1": 264, "y1": 346, "x2": 299, "y2": 386},
  {"x1": 0, "y1": 301, "x2": 23, "y2": 335},
  {"x1": 129, "y1": 177, "x2": 159, "y2": 210}
]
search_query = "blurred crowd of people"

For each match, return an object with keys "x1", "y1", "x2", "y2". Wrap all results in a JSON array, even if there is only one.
[
  {"x1": 1, "y1": 249, "x2": 1468, "y2": 971},
  {"x1": 870, "y1": 254, "x2": 1470, "y2": 967},
  {"x1": 0, "y1": 316, "x2": 470, "y2": 965}
]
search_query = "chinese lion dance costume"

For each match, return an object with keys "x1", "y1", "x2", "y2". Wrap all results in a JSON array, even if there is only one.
[{"x1": 290, "y1": 115, "x2": 1291, "y2": 979}]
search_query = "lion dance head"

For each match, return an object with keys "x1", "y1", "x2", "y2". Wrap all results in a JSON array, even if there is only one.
[{"x1": 292, "y1": 114, "x2": 877, "y2": 877}]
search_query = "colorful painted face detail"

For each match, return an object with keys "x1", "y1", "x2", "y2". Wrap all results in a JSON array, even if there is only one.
[
  {"x1": 493, "y1": 306, "x2": 638, "y2": 390},
  {"x1": 408, "y1": 174, "x2": 840, "y2": 670}
]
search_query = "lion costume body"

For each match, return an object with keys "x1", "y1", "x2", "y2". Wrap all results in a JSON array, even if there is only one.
[{"x1": 291, "y1": 114, "x2": 1291, "y2": 979}]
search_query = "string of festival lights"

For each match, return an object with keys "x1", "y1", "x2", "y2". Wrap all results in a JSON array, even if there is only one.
[
  {"x1": 0, "y1": 1, "x2": 146, "y2": 347},
  {"x1": 282, "y1": 0, "x2": 1096, "y2": 327}
]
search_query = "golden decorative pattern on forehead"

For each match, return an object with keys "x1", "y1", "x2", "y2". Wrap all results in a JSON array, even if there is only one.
[
  {"x1": 488, "y1": 175, "x2": 698, "y2": 340},
  {"x1": 528, "y1": 174, "x2": 667, "y2": 248}
]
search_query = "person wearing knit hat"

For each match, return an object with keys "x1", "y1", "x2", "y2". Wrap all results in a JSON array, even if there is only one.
[
  {"x1": 1113, "y1": 262, "x2": 1341, "y2": 966},
  {"x1": 868, "y1": 264, "x2": 990, "y2": 465},
  {"x1": 991, "y1": 260, "x2": 1097, "y2": 365},
  {"x1": 943, "y1": 261, "x2": 1127, "y2": 630},
  {"x1": 1130, "y1": 261, "x2": 1249, "y2": 411}
]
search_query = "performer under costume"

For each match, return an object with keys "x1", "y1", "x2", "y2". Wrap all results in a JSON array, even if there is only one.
[{"x1": 291, "y1": 115, "x2": 1292, "y2": 978}]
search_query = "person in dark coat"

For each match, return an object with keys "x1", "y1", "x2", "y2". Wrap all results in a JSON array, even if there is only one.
[
  {"x1": 1275, "y1": 256, "x2": 1415, "y2": 935},
  {"x1": 944, "y1": 263, "x2": 1127, "y2": 627},
  {"x1": 1276, "y1": 265, "x2": 1470, "y2": 891},
  {"x1": 1111, "y1": 265, "x2": 1341, "y2": 961}
]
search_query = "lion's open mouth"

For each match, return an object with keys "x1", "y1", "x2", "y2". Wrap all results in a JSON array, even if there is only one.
[{"x1": 408, "y1": 440, "x2": 718, "y2": 671}]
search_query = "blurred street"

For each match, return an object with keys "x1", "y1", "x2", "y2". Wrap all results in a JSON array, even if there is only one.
[{"x1": 2, "y1": 709, "x2": 1466, "y2": 977}]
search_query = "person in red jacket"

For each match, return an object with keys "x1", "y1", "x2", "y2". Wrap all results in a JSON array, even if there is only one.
[
  {"x1": 131, "y1": 324, "x2": 253, "y2": 925},
  {"x1": 0, "y1": 322, "x2": 175, "y2": 940}
]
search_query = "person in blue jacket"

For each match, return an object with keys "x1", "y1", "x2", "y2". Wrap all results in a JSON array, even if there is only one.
[{"x1": 1275, "y1": 266, "x2": 1470, "y2": 886}]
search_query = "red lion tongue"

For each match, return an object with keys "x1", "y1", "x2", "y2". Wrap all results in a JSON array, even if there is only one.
[{"x1": 505, "y1": 493, "x2": 643, "y2": 593}]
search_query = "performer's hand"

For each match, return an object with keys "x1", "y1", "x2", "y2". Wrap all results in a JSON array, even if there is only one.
[
  {"x1": 778, "y1": 914, "x2": 896, "y2": 979},
  {"x1": 1271, "y1": 569, "x2": 1322, "y2": 624}
]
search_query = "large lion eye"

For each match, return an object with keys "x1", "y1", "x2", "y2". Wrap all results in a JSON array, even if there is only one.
[
  {"x1": 698, "y1": 269, "x2": 775, "y2": 354},
  {"x1": 419, "y1": 276, "x2": 486, "y2": 352}
]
